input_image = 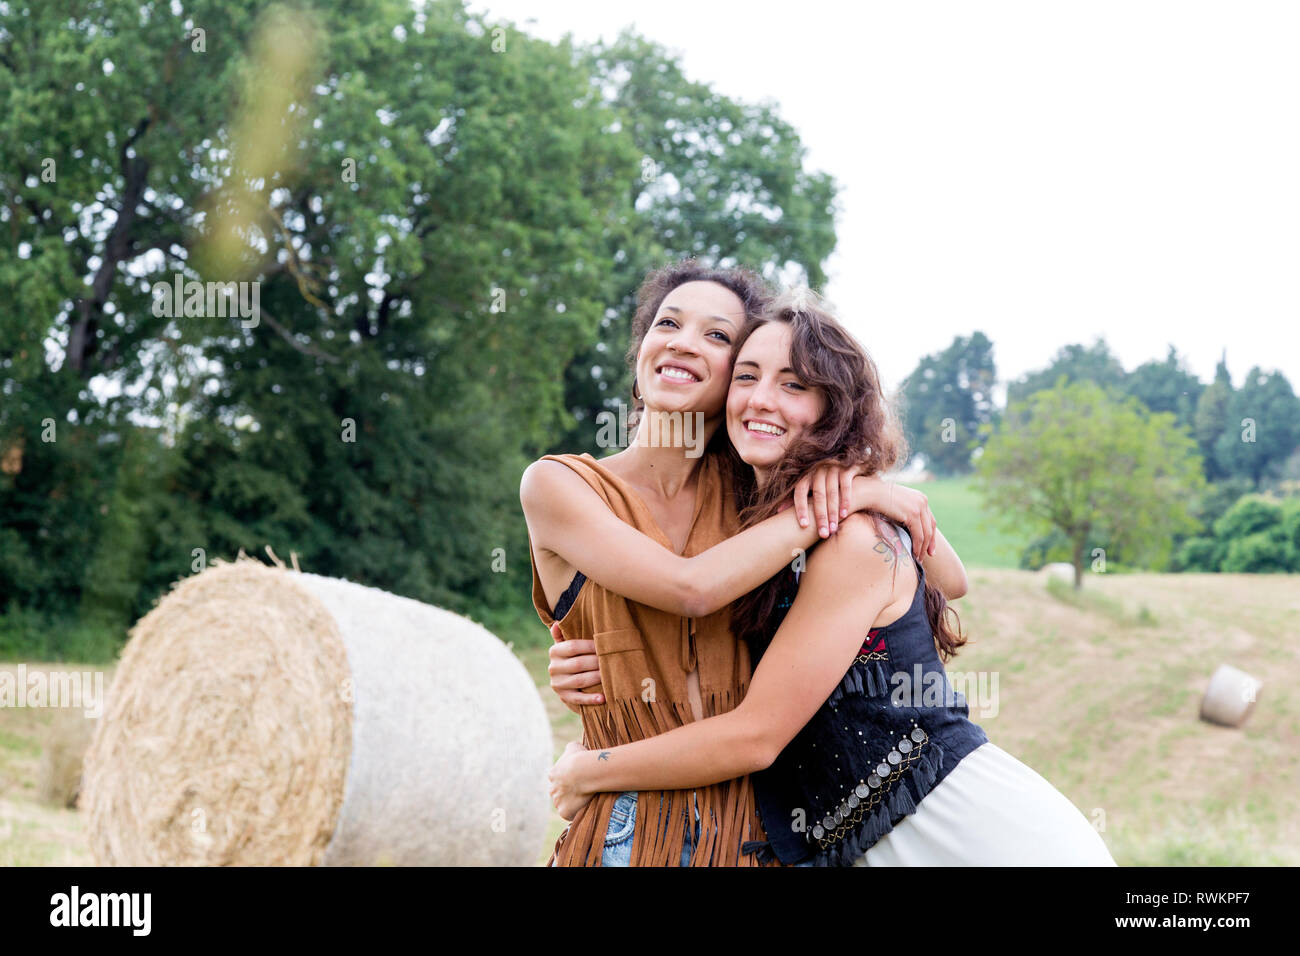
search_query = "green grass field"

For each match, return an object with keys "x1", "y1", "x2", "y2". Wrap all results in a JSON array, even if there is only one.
[
  {"x1": 6, "y1": 567, "x2": 1295, "y2": 867},
  {"x1": 915, "y1": 475, "x2": 1033, "y2": 569}
]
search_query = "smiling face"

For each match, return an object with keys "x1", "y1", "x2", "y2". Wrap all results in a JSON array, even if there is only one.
[
  {"x1": 726, "y1": 321, "x2": 827, "y2": 481},
  {"x1": 633, "y1": 280, "x2": 747, "y2": 420}
]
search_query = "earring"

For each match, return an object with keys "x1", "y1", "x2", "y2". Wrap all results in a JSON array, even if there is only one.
[{"x1": 632, "y1": 380, "x2": 642, "y2": 402}]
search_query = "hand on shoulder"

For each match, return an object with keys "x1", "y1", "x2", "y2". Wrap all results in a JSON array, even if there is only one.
[
  {"x1": 807, "y1": 513, "x2": 909, "y2": 589},
  {"x1": 818, "y1": 512, "x2": 895, "y2": 555}
]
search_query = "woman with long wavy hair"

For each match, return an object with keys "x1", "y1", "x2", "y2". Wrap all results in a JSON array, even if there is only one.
[{"x1": 546, "y1": 288, "x2": 1116, "y2": 866}]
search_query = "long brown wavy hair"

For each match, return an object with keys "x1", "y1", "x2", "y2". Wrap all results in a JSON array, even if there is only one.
[{"x1": 728, "y1": 288, "x2": 968, "y2": 663}]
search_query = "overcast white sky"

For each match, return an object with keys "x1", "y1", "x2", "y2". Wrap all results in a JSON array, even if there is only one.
[{"x1": 469, "y1": 0, "x2": 1299, "y2": 399}]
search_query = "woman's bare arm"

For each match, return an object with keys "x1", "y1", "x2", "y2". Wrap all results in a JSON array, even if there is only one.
[
  {"x1": 551, "y1": 515, "x2": 896, "y2": 793},
  {"x1": 917, "y1": 525, "x2": 968, "y2": 599},
  {"x1": 521, "y1": 459, "x2": 903, "y2": 619}
]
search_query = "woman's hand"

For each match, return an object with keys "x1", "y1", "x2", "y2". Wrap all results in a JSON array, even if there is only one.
[
  {"x1": 548, "y1": 740, "x2": 595, "y2": 821},
  {"x1": 547, "y1": 621, "x2": 605, "y2": 710},
  {"x1": 849, "y1": 476, "x2": 937, "y2": 561},
  {"x1": 791, "y1": 462, "x2": 865, "y2": 538}
]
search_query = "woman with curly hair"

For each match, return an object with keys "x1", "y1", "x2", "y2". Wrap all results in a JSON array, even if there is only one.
[
  {"x1": 546, "y1": 288, "x2": 1116, "y2": 866},
  {"x1": 523, "y1": 264, "x2": 938, "y2": 866}
]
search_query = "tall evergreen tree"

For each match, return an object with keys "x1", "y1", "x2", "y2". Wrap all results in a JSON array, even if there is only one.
[
  {"x1": 1214, "y1": 367, "x2": 1300, "y2": 487},
  {"x1": 1124, "y1": 344, "x2": 1204, "y2": 435},
  {"x1": 1194, "y1": 353, "x2": 1235, "y2": 482}
]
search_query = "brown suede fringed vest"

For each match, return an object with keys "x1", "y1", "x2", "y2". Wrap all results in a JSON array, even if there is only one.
[{"x1": 529, "y1": 451, "x2": 775, "y2": 866}]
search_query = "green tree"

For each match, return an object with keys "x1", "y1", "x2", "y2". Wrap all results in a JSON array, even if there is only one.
[
  {"x1": 1221, "y1": 530, "x2": 1293, "y2": 573},
  {"x1": 1167, "y1": 476, "x2": 1253, "y2": 572},
  {"x1": 974, "y1": 381, "x2": 1205, "y2": 588},
  {"x1": 1212, "y1": 367, "x2": 1300, "y2": 487},
  {"x1": 0, "y1": 0, "x2": 842, "y2": 648},
  {"x1": 898, "y1": 331, "x2": 997, "y2": 475},
  {"x1": 555, "y1": 30, "x2": 839, "y2": 456},
  {"x1": 1193, "y1": 354, "x2": 1235, "y2": 482},
  {"x1": 161, "y1": 1, "x2": 643, "y2": 613},
  {"x1": 1005, "y1": 339, "x2": 1127, "y2": 407},
  {"x1": 1213, "y1": 494, "x2": 1283, "y2": 540},
  {"x1": 1280, "y1": 498, "x2": 1300, "y2": 570},
  {"x1": 0, "y1": 0, "x2": 252, "y2": 612},
  {"x1": 1173, "y1": 492, "x2": 1300, "y2": 573},
  {"x1": 0, "y1": 0, "x2": 632, "y2": 625},
  {"x1": 1124, "y1": 345, "x2": 1204, "y2": 435}
]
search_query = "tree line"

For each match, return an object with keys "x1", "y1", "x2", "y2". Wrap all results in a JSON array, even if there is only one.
[
  {"x1": 899, "y1": 335, "x2": 1300, "y2": 582},
  {"x1": 4, "y1": 1, "x2": 1292, "y2": 659},
  {"x1": 0, "y1": 0, "x2": 835, "y2": 658}
]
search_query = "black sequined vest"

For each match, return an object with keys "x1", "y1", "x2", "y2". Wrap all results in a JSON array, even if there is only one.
[{"x1": 740, "y1": 523, "x2": 989, "y2": 866}]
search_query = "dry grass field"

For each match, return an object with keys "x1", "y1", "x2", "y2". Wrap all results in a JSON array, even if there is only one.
[{"x1": 3, "y1": 568, "x2": 1296, "y2": 866}]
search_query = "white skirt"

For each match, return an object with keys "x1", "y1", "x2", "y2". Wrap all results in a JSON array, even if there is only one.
[{"x1": 854, "y1": 742, "x2": 1117, "y2": 866}]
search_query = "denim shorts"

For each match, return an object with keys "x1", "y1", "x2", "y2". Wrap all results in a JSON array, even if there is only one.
[
  {"x1": 600, "y1": 791, "x2": 817, "y2": 866},
  {"x1": 601, "y1": 791, "x2": 700, "y2": 867}
]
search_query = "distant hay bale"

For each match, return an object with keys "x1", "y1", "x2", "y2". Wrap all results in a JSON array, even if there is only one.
[
  {"x1": 37, "y1": 673, "x2": 112, "y2": 809},
  {"x1": 80, "y1": 559, "x2": 551, "y2": 866},
  {"x1": 1042, "y1": 563, "x2": 1076, "y2": 584},
  {"x1": 37, "y1": 713, "x2": 86, "y2": 808},
  {"x1": 1199, "y1": 664, "x2": 1263, "y2": 728}
]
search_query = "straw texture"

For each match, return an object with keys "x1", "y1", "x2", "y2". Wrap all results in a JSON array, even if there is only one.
[
  {"x1": 295, "y1": 571, "x2": 551, "y2": 866},
  {"x1": 81, "y1": 558, "x2": 550, "y2": 866}
]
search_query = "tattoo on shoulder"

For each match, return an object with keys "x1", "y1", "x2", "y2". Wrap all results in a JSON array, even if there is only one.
[
  {"x1": 873, "y1": 538, "x2": 896, "y2": 567},
  {"x1": 597, "y1": 751, "x2": 611, "y2": 761}
]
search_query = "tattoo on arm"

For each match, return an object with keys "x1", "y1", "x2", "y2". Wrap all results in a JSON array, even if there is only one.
[{"x1": 873, "y1": 538, "x2": 896, "y2": 567}]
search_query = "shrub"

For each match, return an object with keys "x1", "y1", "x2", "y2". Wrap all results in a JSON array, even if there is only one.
[
  {"x1": 1221, "y1": 530, "x2": 1293, "y2": 573},
  {"x1": 1213, "y1": 495, "x2": 1282, "y2": 540},
  {"x1": 1173, "y1": 536, "x2": 1223, "y2": 572}
]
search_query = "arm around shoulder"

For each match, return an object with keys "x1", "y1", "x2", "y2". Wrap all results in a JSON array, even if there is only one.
[
  {"x1": 742, "y1": 514, "x2": 901, "y2": 767},
  {"x1": 918, "y1": 525, "x2": 967, "y2": 599},
  {"x1": 520, "y1": 458, "x2": 700, "y2": 617},
  {"x1": 522, "y1": 458, "x2": 833, "y2": 620}
]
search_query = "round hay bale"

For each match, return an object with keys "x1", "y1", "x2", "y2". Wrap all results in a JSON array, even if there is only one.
[
  {"x1": 1199, "y1": 664, "x2": 1263, "y2": 728},
  {"x1": 80, "y1": 559, "x2": 551, "y2": 866},
  {"x1": 1042, "y1": 563, "x2": 1076, "y2": 584},
  {"x1": 38, "y1": 673, "x2": 112, "y2": 809},
  {"x1": 37, "y1": 713, "x2": 88, "y2": 808}
]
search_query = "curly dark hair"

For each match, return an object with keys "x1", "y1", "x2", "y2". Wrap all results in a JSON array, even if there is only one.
[
  {"x1": 729, "y1": 289, "x2": 968, "y2": 663},
  {"x1": 624, "y1": 259, "x2": 772, "y2": 437}
]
